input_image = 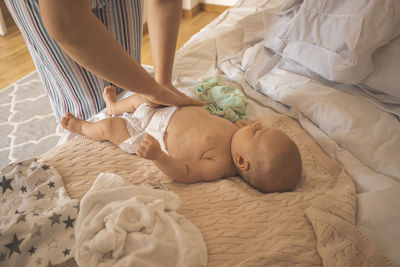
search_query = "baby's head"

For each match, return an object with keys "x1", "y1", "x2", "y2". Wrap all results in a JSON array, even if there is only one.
[{"x1": 231, "y1": 121, "x2": 302, "y2": 193}]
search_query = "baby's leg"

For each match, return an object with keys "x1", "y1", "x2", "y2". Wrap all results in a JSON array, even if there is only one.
[
  {"x1": 103, "y1": 86, "x2": 148, "y2": 115},
  {"x1": 61, "y1": 113, "x2": 130, "y2": 146}
]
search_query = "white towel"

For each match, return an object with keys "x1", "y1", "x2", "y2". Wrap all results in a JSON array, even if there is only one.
[{"x1": 74, "y1": 173, "x2": 207, "y2": 267}]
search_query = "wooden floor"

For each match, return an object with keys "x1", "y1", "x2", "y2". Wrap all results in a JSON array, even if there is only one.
[{"x1": 0, "y1": 6, "x2": 220, "y2": 90}]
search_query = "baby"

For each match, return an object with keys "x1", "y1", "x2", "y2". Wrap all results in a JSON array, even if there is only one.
[{"x1": 61, "y1": 86, "x2": 302, "y2": 193}]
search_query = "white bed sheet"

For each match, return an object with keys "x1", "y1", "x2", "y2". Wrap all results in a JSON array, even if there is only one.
[{"x1": 172, "y1": 0, "x2": 400, "y2": 265}]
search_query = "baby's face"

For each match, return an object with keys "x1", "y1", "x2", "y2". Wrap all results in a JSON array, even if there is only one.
[{"x1": 231, "y1": 122, "x2": 276, "y2": 160}]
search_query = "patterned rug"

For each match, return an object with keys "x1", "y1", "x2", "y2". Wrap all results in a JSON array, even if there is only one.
[{"x1": 0, "y1": 71, "x2": 63, "y2": 169}]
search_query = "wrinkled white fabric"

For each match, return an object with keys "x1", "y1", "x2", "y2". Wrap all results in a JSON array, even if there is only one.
[
  {"x1": 264, "y1": 0, "x2": 400, "y2": 84},
  {"x1": 120, "y1": 103, "x2": 177, "y2": 155},
  {"x1": 360, "y1": 35, "x2": 400, "y2": 103},
  {"x1": 75, "y1": 173, "x2": 207, "y2": 267}
]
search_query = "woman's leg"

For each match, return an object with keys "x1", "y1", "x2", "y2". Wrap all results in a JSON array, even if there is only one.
[
  {"x1": 5, "y1": 0, "x2": 143, "y2": 121},
  {"x1": 94, "y1": 0, "x2": 143, "y2": 65}
]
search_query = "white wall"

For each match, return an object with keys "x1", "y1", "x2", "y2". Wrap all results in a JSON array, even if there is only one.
[
  {"x1": 183, "y1": 0, "x2": 200, "y2": 9},
  {"x1": 201, "y1": 0, "x2": 237, "y2": 5},
  {"x1": 0, "y1": 6, "x2": 7, "y2": 36}
]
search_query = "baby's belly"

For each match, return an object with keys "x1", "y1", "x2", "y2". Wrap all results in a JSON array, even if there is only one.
[
  {"x1": 164, "y1": 106, "x2": 235, "y2": 161},
  {"x1": 164, "y1": 107, "x2": 209, "y2": 160}
]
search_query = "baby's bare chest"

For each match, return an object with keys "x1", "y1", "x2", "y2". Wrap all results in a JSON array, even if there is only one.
[{"x1": 164, "y1": 107, "x2": 236, "y2": 161}]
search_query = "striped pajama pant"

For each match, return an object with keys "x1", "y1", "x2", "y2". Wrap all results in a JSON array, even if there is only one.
[{"x1": 5, "y1": 0, "x2": 143, "y2": 121}]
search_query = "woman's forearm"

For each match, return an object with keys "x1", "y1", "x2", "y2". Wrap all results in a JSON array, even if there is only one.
[
  {"x1": 39, "y1": 0, "x2": 161, "y2": 96},
  {"x1": 39, "y1": 0, "x2": 203, "y2": 107},
  {"x1": 147, "y1": 0, "x2": 182, "y2": 84}
]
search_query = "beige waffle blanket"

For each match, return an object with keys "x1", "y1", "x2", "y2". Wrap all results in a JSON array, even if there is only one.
[{"x1": 38, "y1": 114, "x2": 392, "y2": 266}]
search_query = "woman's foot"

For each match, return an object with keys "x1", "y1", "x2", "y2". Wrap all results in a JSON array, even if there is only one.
[
  {"x1": 61, "y1": 113, "x2": 84, "y2": 135},
  {"x1": 103, "y1": 85, "x2": 117, "y2": 115}
]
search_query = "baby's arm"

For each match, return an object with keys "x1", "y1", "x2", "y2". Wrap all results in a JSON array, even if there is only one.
[
  {"x1": 137, "y1": 134, "x2": 226, "y2": 183},
  {"x1": 154, "y1": 154, "x2": 226, "y2": 183}
]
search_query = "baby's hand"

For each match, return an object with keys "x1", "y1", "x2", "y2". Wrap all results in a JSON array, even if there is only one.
[{"x1": 137, "y1": 134, "x2": 162, "y2": 160}]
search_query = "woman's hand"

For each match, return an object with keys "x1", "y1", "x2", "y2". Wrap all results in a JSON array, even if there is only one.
[{"x1": 144, "y1": 82, "x2": 204, "y2": 107}]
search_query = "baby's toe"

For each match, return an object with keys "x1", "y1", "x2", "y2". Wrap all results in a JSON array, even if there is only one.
[{"x1": 61, "y1": 117, "x2": 68, "y2": 128}]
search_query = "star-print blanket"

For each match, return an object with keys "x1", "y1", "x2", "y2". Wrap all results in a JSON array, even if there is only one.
[{"x1": 0, "y1": 159, "x2": 78, "y2": 267}]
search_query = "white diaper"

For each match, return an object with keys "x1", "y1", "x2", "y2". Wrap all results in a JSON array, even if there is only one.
[{"x1": 119, "y1": 103, "x2": 177, "y2": 155}]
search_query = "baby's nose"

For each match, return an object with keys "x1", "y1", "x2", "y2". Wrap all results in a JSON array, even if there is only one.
[{"x1": 252, "y1": 121, "x2": 261, "y2": 128}]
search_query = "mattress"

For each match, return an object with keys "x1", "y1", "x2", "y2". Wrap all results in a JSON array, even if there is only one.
[{"x1": 38, "y1": 114, "x2": 391, "y2": 266}]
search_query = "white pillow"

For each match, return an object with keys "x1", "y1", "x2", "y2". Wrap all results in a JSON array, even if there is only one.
[
  {"x1": 264, "y1": 0, "x2": 400, "y2": 84},
  {"x1": 360, "y1": 36, "x2": 400, "y2": 103}
]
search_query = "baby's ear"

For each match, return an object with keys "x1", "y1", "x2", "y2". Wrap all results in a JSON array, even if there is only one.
[{"x1": 233, "y1": 154, "x2": 249, "y2": 171}]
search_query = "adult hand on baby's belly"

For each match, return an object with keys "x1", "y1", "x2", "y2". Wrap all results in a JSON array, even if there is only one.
[
  {"x1": 145, "y1": 82, "x2": 204, "y2": 108},
  {"x1": 142, "y1": 95, "x2": 161, "y2": 108}
]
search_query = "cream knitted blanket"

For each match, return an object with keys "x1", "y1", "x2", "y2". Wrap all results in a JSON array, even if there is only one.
[{"x1": 38, "y1": 114, "x2": 392, "y2": 266}]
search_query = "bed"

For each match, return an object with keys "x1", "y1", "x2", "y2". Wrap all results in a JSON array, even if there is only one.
[{"x1": 2, "y1": 0, "x2": 400, "y2": 266}]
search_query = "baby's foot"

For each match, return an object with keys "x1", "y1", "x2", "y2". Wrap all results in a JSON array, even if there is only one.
[
  {"x1": 103, "y1": 85, "x2": 117, "y2": 115},
  {"x1": 61, "y1": 113, "x2": 84, "y2": 134}
]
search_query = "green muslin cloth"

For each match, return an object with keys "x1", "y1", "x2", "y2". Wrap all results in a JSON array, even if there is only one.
[{"x1": 195, "y1": 77, "x2": 248, "y2": 122}]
